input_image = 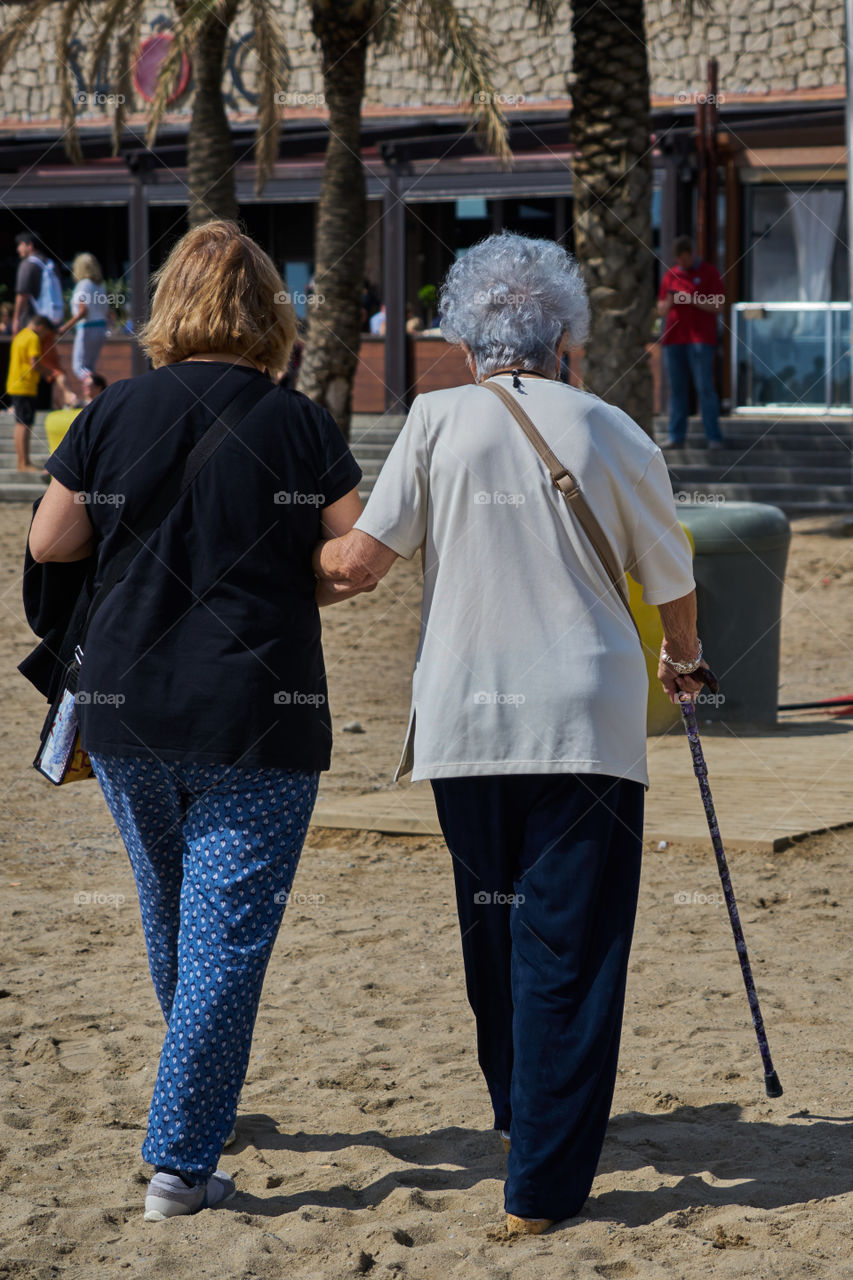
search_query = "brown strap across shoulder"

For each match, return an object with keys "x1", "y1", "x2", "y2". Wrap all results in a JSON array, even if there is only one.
[{"x1": 482, "y1": 379, "x2": 641, "y2": 643}]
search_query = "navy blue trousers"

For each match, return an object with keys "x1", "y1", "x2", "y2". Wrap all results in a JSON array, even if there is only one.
[{"x1": 431, "y1": 772, "x2": 643, "y2": 1222}]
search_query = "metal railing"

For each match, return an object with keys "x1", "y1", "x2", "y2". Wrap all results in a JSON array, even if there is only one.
[{"x1": 730, "y1": 302, "x2": 851, "y2": 414}]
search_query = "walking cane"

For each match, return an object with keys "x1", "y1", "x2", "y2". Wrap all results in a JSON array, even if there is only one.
[{"x1": 678, "y1": 671, "x2": 783, "y2": 1099}]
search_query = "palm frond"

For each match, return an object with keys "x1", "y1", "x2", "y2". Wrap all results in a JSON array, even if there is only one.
[
  {"x1": 110, "y1": 5, "x2": 145, "y2": 155},
  {"x1": 371, "y1": 0, "x2": 403, "y2": 48},
  {"x1": 0, "y1": 0, "x2": 59, "y2": 73},
  {"x1": 399, "y1": 0, "x2": 511, "y2": 164},
  {"x1": 56, "y1": 0, "x2": 88, "y2": 165},
  {"x1": 527, "y1": 0, "x2": 561, "y2": 27},
  {"x1": 144, "y1": 33, "x2": 186, "y2": 149},
  {"x1": 88, "y1": 0, "x2": 141, "y2": 89},
  {"x1": 142, "y1": 0, "x2": 223, "y2": 148},
  {"x1": 247, "y1": 0, "x2": 291, "y2": 195}
]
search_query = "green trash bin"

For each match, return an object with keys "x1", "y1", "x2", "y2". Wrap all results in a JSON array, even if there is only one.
[{"x1": 675, "y1": 501, "x2": 791, "y2": 724}]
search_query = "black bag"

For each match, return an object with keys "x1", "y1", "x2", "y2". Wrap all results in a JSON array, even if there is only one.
[{"x1": 30, "y1": 374, "x2": 276, "y2": 784}]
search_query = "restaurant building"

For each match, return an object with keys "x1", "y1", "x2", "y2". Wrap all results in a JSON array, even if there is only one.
[{"x1": 0, "y1": 0, "x2": 846, "y2": 414}]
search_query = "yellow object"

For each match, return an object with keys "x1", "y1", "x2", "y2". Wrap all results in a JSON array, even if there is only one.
[
  {"x1": 45, "y1": 407, "x2": 82, "y2": 454},
  {"x1": 628, "y1": 523, "x2": 696, "y2": 735},
  {"x1": 6, "y1": 327, "x2": 41, "y2": 396}
]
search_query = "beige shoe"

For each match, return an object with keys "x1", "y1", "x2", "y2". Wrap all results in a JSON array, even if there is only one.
[
  {"x1": 506, "y1": 1214, "x2": 553, "y2": 1236},
  {"x1": 499, "y1": 1129, "x2": 511, "y2": 1154}
]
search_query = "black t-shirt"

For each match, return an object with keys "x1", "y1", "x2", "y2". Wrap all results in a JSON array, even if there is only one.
[{"x1": 46, "y1": 361, "x2": 362, "y2": 772}]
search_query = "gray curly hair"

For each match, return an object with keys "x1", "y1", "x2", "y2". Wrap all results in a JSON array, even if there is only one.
[{"x1": 439, "y1": 231, "x2": 590, "y2": 379}]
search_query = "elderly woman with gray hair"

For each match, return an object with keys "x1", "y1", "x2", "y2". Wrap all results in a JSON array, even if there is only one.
[{"x1": 316, "y1": 231, "x2": 708, "y2": 1234}]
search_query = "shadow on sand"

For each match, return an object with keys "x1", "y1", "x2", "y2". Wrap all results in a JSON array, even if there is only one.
[{"x1": 225, "y1": 1103, "x2": 853, "y2": 1224}]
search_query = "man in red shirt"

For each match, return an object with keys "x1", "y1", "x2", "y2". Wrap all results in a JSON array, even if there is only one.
[{"x1": 657, "y1": 236, "x2": 726, "y2": 449}]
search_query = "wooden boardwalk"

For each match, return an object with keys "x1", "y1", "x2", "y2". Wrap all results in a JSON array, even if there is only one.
[{"x1": 312, "y1": 717, "x2": 853, "y2": 852}]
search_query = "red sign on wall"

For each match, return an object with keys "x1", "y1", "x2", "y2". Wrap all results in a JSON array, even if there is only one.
[{"x1": 132, "y1": 33, "x2": 191, "y2": 105}]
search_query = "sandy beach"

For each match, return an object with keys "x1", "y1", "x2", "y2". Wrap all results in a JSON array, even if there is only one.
[{"x1": 1, "y1": 500, "x2": 852, "y2": 1279}]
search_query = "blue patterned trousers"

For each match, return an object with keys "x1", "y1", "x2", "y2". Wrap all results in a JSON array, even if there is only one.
[{"x1": 90, "y1": 753, "x2": 319, "y2": 1184}]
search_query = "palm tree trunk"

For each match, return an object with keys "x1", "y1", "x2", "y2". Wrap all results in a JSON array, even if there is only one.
[
  {"x1": 297, "y1": 3, "x2": 369, "y2": 439},
  {"x1": 186, "y1": 0, "x2": 240, "y2": 226},
  {"x1": 569, "y1": 0, "x2": 654, "y2": 434}
]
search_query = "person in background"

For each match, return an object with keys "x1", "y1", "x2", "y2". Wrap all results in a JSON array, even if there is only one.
[
  {"x1": 405, "y1": 304, "x2": 423, "y2": 335},
  {"x1": 0, "y1": 301, "x2": 13, "y2": 334},
  {"x1": 657, "y1": 235, "x2": 726, "y2": 450},
  {"x1": 360, "y1": 278, "x2": 379, "y2": 332},
  {"x1": 80, "y1": 371, "x2": 107, "y2": 403},
  {"x1": 39, "y1": 320, "x2": 70, "y2": 410},
  {"x1": 57, "y1": 253, "x2": 112, "y2": 381},
  {"x1": 369, "y1": 302, "x2": 386, "y2": 336},
  {"x1": 6, "y1": 314, "x2": 56, "y2": 470},
  {"x1": 12, "y1": 231, "x2": 45, "y2": 334}
]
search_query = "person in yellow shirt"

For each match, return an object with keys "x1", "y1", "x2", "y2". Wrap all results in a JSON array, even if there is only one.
[{"x1": 6, "y1": 315, "x2": 56, "y2": 471}]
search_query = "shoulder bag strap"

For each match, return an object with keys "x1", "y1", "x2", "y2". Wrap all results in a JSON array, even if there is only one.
[
  {"x1": 482, "y1": 380, "x2": 641, "y2": 643},
  {"x1": 79, "y1": 373, "x2": 276, "y2": 647}
]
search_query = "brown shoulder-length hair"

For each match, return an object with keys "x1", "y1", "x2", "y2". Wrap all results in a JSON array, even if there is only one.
[{"x1": 139, "y1": 220, "x2": 297, "y2": 373}]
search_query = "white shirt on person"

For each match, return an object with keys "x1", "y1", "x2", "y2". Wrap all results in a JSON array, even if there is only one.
[
  {"x1": 71, "y1": 278, "x2": 109, "y2": 324},
  {"x1": 354, "y1": 372, "x2": 695, "y2": 788}
]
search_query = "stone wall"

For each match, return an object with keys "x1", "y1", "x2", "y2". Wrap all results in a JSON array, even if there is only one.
[{"x1": 0, "y1": 0, "x2": 843, "y2": 126}]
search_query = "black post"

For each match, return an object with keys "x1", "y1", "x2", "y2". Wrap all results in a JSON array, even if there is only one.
[
  {"x1": 382, "y1": 160, "x2": 407, "y2": 413},
  {"x1": 126, "y1": 156, "x2": 150, "y2": 378}
]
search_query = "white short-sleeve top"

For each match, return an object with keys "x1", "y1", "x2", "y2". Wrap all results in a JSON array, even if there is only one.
[
  {"x1": 71, "y1": 278, "x2": 109, "y2": 324},
  {"x1": 355, "y1": 373, "x2": 695, "y2": 788}
]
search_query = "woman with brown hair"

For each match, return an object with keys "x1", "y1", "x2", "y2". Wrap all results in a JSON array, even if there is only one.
[{"x1": 28, "y1": 221, "x2": 363, "y2": 1220}]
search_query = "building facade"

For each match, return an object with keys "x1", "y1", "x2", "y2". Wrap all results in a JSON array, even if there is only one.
[{"x1": 0, "y1": 0, "x2": 847, "y2": 413}]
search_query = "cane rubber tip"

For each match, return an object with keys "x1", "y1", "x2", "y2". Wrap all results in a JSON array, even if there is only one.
[{"x1": 764, "y1": 1070, "x2": 783, "y2": 1098}]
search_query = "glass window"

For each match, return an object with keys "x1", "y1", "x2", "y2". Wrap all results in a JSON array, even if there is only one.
[{"x1": 744, "y1": 184, "x2": 847, "y2": 302}]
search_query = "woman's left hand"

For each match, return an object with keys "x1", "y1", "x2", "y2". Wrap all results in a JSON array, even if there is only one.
[{"x1": 657, "y1": 657, "x2": 712, "y2": 705}]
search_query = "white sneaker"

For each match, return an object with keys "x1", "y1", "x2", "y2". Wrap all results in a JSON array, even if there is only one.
[
  {"x1": 144, "y1": 1170, "x2": 236, "y2": 1221},
  {"x1": 223, "y1": 1125, "x2": 237, "y2": 1147}
]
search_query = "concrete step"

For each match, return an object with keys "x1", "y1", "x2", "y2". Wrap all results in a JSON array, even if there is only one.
[
  {"x1": 657, "y1": 436, "x2": 853, "y2": 454},
  {"x1": 350, "y1": 414, "x2": 406, "y2": 430},
  {"x1": 349, "y1": 442, "x2": 399, "y2": 461},
  {"x1": 352, "y1": 460, "x2": 385, "y2": 478},
  {"x1": 0, "y1": 466, "x2": 50, "y2": 482},
  {"x1": 660, "y1": 446, "x2": 853, "y2": 466},
  {"x1": 673, "y1": 481, "x2": 853, "y2": 508},
  {"x1": 653, "y1": 422, "x2": 845, "y2": 442},
  {"x1": 0, "y1": 481, "x2": 48, "y2": 501},
  {"x1": 668, "y1": 465, "x2": 852, "y2": 485}
]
